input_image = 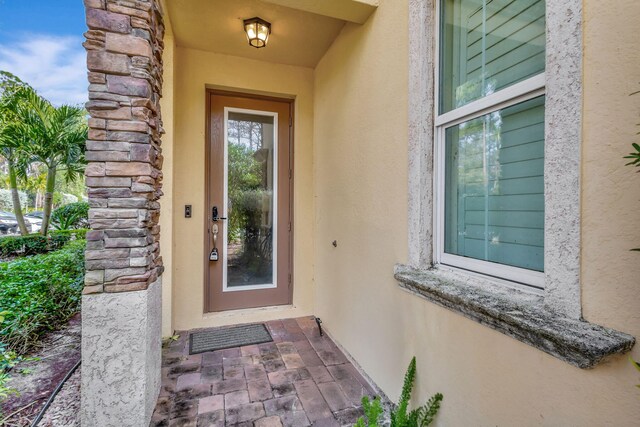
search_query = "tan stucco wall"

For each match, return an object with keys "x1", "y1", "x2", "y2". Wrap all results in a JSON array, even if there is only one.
[
  {"x1": 160, "y1": 0, "x2": 639, "y2": 423},
  {"x1": 312, "y1": 0, "x2": 640, "y2": 426},
  {"x1": 312, "y1": 0, "x2": 410, "y2": 402},
  {"x1": 168, "y1": 47, "x2": 316, "y2": 330},
  {"x1": 159, "y1": 14, "x2": 175, "y2": 337},
  {"x1": 582, "y1": 0, "x2": 640, "y2": 337}
]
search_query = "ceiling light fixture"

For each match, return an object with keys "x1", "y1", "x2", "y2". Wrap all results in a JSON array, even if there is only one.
[{"x1": 243, "y1": 17, "x2": 271, "y2": 48}]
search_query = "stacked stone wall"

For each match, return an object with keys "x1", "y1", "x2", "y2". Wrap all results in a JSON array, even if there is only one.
[{"x1": 83, "y1": 0, "x2": 165, "y2": 293}]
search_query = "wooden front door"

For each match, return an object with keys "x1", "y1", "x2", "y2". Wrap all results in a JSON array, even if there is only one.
[{"x1": 206, "y1": 91, "x2": 293, "y2": 312}]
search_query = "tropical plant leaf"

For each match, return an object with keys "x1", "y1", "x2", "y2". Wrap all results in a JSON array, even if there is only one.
[
  {"x1": 418, "y1": 393, "x2": 443, "y2": 426},
  {"x1": 387, "y1": 357, "x2": 443, "y2": 427},
  {"x1": 625, "y1": 102, "x2": 640, "y2": 251},
  {"x1": 365, "y1": 396, "x2": 383, "y2": 427},
  {"x1": 392, "y1": 356, "x2": 417, "y2": 426}
]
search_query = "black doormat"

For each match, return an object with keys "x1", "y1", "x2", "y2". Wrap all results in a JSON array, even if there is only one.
[{"x1": 189, "y1": 323, "x2": 273, "y2": 354}]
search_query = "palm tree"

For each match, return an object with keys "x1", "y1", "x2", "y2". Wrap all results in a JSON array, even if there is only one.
[
  {"x1": 3, "y1": 83, "x2": 87, "y2": 235},
  {"x1": 0, "y1": 72, "x2": 30, "y2": 235}
]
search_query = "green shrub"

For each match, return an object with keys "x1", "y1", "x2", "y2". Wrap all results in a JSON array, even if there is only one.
[
  {"x1": 0, "y1": 237, "x2": 23, "y2": 257},
  {"x1": 54, "y1": 228, "x2": 88, "y2": 240},
  {"x1": 23, "y1": 235, "x2": 49, "y2": 254},
  {"x1": 356, "y1": 357, "x2": 443, "y2": 427},
  {"x1": 48, "y1": 231, "x2": 71, "y2": 250},
  {"x1": 0, "y1": 234, "x2": 48, "y2": 257},
  {"x1": 0, "y1": 240, "x2": 85, "y2": 355},
  {"x1": 49, "y1": 229, "x2": 88, "y2": 250},
  {"x1": 51, "y1": 201, "x2": 89, "y2": 231},
  {"x1": 0, "y1": 229, "x2": 88, "y2": 257}
]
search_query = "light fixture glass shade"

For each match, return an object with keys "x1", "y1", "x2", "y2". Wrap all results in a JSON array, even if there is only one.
[{"x1": 243, "y1": 17, "x2": 271, "y2": 48}]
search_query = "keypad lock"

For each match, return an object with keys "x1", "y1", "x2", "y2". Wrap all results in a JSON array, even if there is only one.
[
  {"x1": 212, "y1": 206, "x2": 227, "y2": 222},
  {"x1": 209, "y1": 247, "x2": 219, "y2": 261}
]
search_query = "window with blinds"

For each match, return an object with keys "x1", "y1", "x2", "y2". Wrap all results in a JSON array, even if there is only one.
[
  {"x1": 444, "y1": 96, "x2": 544, "y2": 272},
  {"x1": 440, "y1": 0, "x2": 546, "y2": 113},
  {"x1": 436, "y1": 0, "x2": 546, "y2": 287}
]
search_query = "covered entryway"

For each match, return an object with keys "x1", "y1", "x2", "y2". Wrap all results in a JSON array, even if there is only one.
[{"x1": 80, "y1": 0, "x2": 377, "y2": 425}]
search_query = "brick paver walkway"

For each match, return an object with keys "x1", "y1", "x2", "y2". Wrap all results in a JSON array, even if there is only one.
[{"x1": 151, "y1": 316, "x2": 376, "y2": 426}]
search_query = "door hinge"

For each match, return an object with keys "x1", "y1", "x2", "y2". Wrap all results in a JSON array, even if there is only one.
[
  {"x1": 288, "y1": 169, "x2": 292, "y2": 179},
  {"x1": 288, "y1": 222, "x2": 291, "y2": 232},
  {"x1": 289, "y1": 115, "x2": 292, "y2": 127},
  {"x1": 288, "y1": 273, "x2": 292, "y2": 286}
]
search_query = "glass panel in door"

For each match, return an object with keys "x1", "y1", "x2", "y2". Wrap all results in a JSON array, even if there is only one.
[{"x1": 225, "y1": 111, "x2": 276, "y2": 289}]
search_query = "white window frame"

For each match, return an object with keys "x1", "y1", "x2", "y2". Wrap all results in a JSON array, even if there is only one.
[
  {"x1": 432, "y1": 0, "x2": 547, "y2": 290},
  {"x1": 408, "y1": 0, "x2": 583, "y2": 318}
]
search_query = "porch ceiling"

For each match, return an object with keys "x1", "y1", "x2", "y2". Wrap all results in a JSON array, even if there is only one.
[{"x1": 165, "y1": 0, "x2": 349, "y2": 68}]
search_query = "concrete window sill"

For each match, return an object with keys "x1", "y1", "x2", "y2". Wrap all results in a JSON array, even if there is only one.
[{"x1": 394, "y1": 264, "x2": 635, "y2": 369}]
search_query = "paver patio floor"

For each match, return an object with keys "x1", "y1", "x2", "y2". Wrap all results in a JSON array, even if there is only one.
[{"x1": 150, "y1": 316, "x2": 376, "y2": 426}]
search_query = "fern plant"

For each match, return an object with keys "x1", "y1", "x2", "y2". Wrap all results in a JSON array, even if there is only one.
[
  {"x1": 355, "y1": 396, "x2": 384, "y2": 427},
  {"x1": 356, "y1": 357, "x2": 443, "y2": 427}
]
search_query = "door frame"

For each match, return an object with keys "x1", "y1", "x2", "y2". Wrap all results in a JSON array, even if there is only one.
[{"x1": 203, "y1": 89, "x2": 295, "y2": 313}]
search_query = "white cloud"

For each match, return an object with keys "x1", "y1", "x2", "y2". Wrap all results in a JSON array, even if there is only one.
[{"x1": 0, "y1": 34, "x2": 87, "y2": 106}]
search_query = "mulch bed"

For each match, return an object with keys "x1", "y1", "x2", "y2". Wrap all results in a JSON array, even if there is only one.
[
  {"x1": 38, "y1": 367, "x2": 80, "y2": 427},
  {"x1": 1, "y1": 314, "x2": 81, "y2": 426}
]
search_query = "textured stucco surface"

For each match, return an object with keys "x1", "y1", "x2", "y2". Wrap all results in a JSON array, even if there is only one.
[
  {"x1": 543, "y1": 0, "x2": 583, "y2": 319},
  {"x1": 581, "y1": 0, "x2": 640, "y2": 337},
  {"x1": 81, "y1": 278, "x2": 162, "y2": 426},
  {"x1": 395, "y1": 264, "x2": 634, "y2": 368},
  {"x1": 145, "y1": 278, "x2": 162, "y2": 420},
  {"x1": 407, "y1": 0, "x2": 435, "y2": 268}
]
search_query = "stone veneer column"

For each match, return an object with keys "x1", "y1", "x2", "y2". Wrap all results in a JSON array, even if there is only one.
[{"x1": 81, "y1": 0, "x2": 165, "y2": 425}]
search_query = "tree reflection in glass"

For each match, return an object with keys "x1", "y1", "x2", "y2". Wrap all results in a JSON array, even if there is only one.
[{"x1": 226, "y1": 112, "x2": 275, "y2": 287}]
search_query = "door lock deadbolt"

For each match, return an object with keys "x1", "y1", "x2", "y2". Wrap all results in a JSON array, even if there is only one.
[{"x1": 212, "y1": 206, "x2": 227, "y2": 222}]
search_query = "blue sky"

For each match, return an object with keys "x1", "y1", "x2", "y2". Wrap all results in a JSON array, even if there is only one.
[{"x1": 0, "y1": 0, "x2": 88, "y2": 105}]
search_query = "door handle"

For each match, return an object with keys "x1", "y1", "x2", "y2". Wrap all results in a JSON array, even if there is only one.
[
  {"x1": 212, "y1": 206, "x2": 227, "y2": 222},
  {"x1": 210, "y1": 223, "x2": 219, "y2": 261}
]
